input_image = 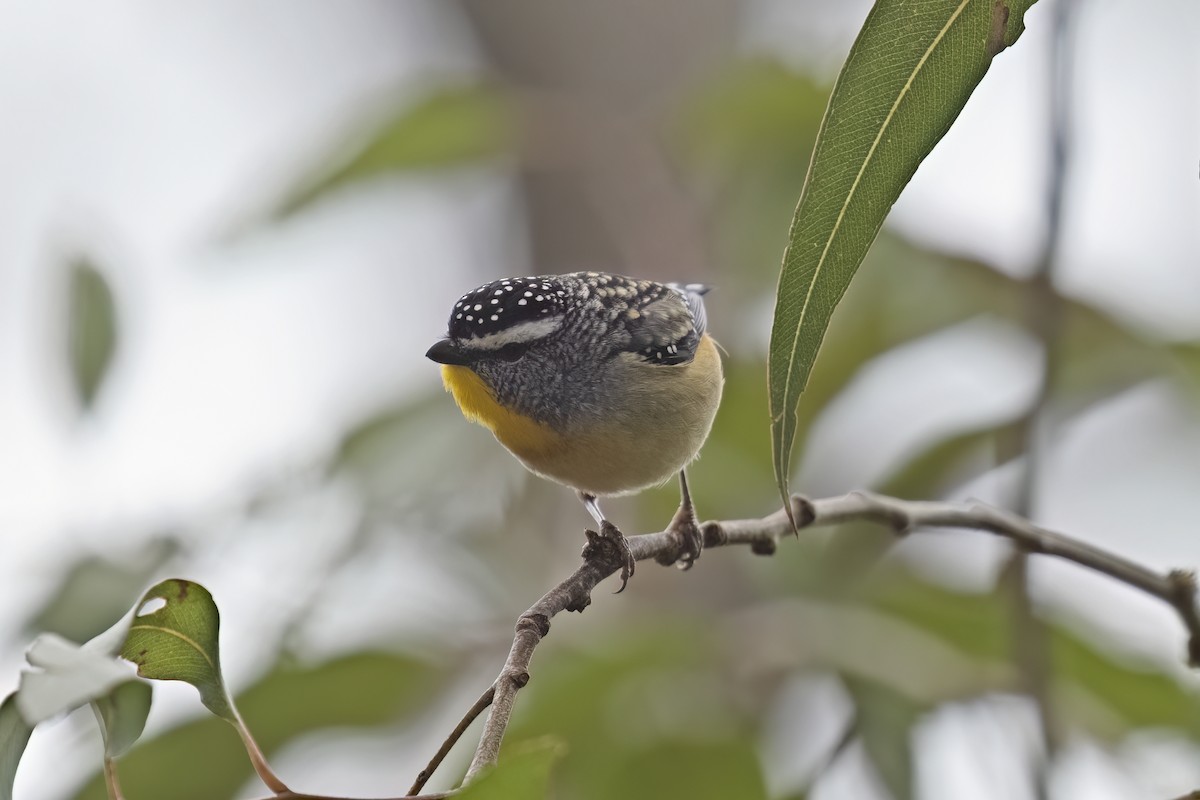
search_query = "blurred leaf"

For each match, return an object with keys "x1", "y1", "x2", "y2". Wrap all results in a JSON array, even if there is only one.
[
  {"x1": 600, "y1": 740, "x2": 769, "y2": 800},
  {"x1": 92, "y1": 680, "x2": 152, "y2": 759},
  {"x1": 66, "y1": 259, "x2": 118, "y2": 411},
  {"x1": 870, "y1": 578, "x2": 1011, "y2": 664},
  {"x1": 73, "y1": 651, "x2": 442, "y2": 800},
  {"x1": 17, "y1": 634, "x2": 137, "y2": 724},
  {"x1": 843, "y1": 677, "x2": 923, "y2": 800},
  {"x1": 1, "y1": 694, "x2": 32, "y2": 800},
  {"x1": 333, "y1": 391, "x2": 527, "y2": 533},
  {"x1": 28, "y1": 540, "x2": 178, "y2": 643},
  {"x1": 120, "y1": 579, "x2": 233, "y2": 721},
  {"x1": 878, "y1": 423, "x2": 1014, "y2": 500},
  {"x1": 768, "y1": 0, "x2": 1037, "y2": 508},
  {"x1": 509, "y1": 625, "x2": 762, "y2": 800},
  {"x1": 869, "y1": 576, "x2": 1200, "y2": 741},
  {"x1": 457, "y1": 738, "x2": 565, "y2": 800},
  {"x1": 1050, "y1": 627, "x2": 1200, "y2": 740},
  {"x1": 680, "y1": 59, "x2": 826, "y2": 173},
  {"x1": 277, "y1": 84, "x2": 513, "y2": 218}
]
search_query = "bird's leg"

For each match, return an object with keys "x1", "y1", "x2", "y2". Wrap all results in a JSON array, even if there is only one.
[
  {"x1": 578, "y1": 492, "x2": 636, "y2": 593},
  {"x1": 667, "y1": 470, "x2": 703, "y2": 570}
]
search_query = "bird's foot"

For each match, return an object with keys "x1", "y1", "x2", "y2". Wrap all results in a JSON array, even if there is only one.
[
  {"x1": 582, "y1": 521, "x2": 636, "y2": 593},
  {"x1": 662, "y1": 500, "x2": 704, "y2": 571}
]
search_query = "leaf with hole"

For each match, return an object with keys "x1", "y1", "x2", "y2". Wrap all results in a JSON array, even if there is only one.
[
  {"x1": 119, "y1": 579, "x2": 288, "y2": 792},
  {"x1": 119, "y1": 579, "x2": 233, "y2": 721},
  {"x1": 768, "y1": 0, "x2": 1038, "y2": 512}
]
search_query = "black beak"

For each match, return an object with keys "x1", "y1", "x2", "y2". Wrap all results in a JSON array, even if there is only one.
[{"x1": 426, "y1": 339, "x2": 473, "y2": 366}]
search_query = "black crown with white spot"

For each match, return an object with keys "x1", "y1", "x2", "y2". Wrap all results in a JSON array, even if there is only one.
[{"x1": 447, "y1": 276, "x2": 569, "y2": 340}]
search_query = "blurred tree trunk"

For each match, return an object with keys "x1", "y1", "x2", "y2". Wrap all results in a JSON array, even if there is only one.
[{"x1": 457, "y1": 0, "x2": 739, "y2": 280}]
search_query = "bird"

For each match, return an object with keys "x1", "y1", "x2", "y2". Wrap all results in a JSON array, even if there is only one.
[{"x1": 425, "y1": 271, "x2": 723, "y2": 591}]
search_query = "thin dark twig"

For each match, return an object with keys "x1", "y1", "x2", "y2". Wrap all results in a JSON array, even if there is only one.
[
  {"x1": 258, "y1": 793, "x2": 451, "y2": 800},
  {"x1": 407, "y1": 687, "x2": 495, "y2": 796},
  {"x1": 453, "y1": 492, "x2": 1200, "y2": 784}
]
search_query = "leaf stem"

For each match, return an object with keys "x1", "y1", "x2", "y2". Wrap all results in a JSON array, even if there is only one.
[
  {"x1": 232, "y1": 708, "x2": 289, "y2": 794},
  {"x1": 102, "y1": 756, "x2": 123, "y2": 800}
]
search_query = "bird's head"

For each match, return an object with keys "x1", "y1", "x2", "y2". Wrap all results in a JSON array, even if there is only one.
[{"x1": 426, "y1": 276, "x2": 570, "y2": 368}]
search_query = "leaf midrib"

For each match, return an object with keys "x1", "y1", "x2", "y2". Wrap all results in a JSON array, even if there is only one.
[{"x1": 127, "y1": 624, "x2": 215, "y2": 672}]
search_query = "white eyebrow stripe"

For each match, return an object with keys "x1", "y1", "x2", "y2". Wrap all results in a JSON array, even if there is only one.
[{"x1": 461, "y1": 317, "x2": 562, "y2": 350}]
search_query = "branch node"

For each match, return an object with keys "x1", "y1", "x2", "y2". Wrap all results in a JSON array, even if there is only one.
[
  {"x1": 750, "y1": 538, "x2": 777, "y2": 556},
  {"x1": 701, "y1": 520, "x2": 726, "y2": 548},
  {"x1": 517, "y1": 612, "x2": 551, "y2": 637},
  {"x1": 791, "y1": 495, "x2": 817, "y2": 528},
  {"x1": 513, "y1": 671, "x2": 530, "y2": 689},
  {"x1": 564, "y1": 594, "x2": 591, "y2": 614}
]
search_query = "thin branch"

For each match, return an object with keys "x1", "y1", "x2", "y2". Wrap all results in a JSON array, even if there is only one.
[
  {"x1": 1002, "y1": 1, "x2": 1080, "y2": 792},
  {"x1": 407, "y1": 687, "x2": 495, "y2": 796},
  {"x1": 450, "y1": 492, "x2": 1200, "y2": 784}
]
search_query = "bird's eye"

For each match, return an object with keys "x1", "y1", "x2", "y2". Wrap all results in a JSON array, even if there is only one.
[{"x1": 491, "y1": 342, "x2": 529, "y2": 362}]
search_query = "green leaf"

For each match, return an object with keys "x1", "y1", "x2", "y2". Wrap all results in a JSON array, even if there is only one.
[
  {"x1": 457, "y1": 738, "x2": 565, "y2": 800},
  {"x1": 1, "y1": 694, "x2": 33, "y2": 800},
  {"x1": 768, "y1": 0, "x2": 1037, "y2": 509},
  {"x1": 119, "y1": 579, "x2": 233, "y2": 721},
  {"x1": 92, "y1": 681, "x2": 152, "y2": 759},
  {"x1": 277, "y1": 84, "x2": 513, "y2": 219},
  {"x1": 67, "y1": 259, "x2": 118, "y2": 411},
  {"x1": 601, "y1": 740, "x2": 769, "y2": 800}
]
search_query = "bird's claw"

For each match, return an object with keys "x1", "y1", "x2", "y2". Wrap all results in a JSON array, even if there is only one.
[
  {"x1": 582, "y1": 521, "x2": 636, "y2": 593},
  {"x1": 670, "y1": 512, "x2": 704, "y2": 571}
]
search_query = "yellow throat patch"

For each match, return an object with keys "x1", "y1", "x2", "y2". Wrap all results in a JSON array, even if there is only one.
[{"x1": 440, "y1": 365, "x2": 562, "y2": 458}]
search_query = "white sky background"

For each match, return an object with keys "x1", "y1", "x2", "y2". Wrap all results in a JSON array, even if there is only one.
[{"x1": 0, "y1": 0, "x2": 1198, "y2": 798}]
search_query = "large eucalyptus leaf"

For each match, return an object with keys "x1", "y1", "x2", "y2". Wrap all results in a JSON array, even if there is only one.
[{"x1": 768, "y1": 0, "x2": 1037, "y2": 512}]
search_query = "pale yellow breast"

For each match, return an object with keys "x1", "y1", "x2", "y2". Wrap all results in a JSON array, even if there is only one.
[{"x1": 440, "y1": 334, "x2": 723, "y2": 496}]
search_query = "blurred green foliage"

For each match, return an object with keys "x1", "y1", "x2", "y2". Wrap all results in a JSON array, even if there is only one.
[
  {"x1": 66, "y1": 259, "x2": 117, "y2": 413},
  {"x1": 28, "y1": 541, "x2": 177, "y2": 644},
  {"x1": 457, "y1": 738, "x2": 564, "y2": 800},
  {"x1": 276, "y1": 84, "x2": 514, "y2": 219},
  {"x1": 1, "y1": 695, "x2": 32, "y2": 800},
  {"x1": 74, "y1": 652, "x2": 442, "y2": 800}
]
